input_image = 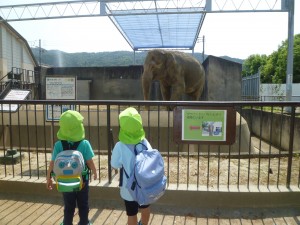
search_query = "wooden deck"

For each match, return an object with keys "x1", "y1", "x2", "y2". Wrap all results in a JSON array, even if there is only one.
[{"x1": 0, "y1": 192, "x2": 299, "y2": 225}]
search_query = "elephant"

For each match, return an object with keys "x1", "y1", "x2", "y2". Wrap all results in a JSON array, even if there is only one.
[{"x1": 142, "y1": 49, "x2": 205, "y2": 108}]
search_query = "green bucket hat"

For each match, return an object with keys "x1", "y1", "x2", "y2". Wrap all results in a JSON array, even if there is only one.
[
  {"x1": 119, "y1": 107, "x2": 145, "y2": 144},
  {"x1": 57, "y1": 110, "x2": 85, "y2": 142}
]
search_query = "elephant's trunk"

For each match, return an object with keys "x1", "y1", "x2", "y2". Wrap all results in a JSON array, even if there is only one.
[{"x1": 142, "y1": 71, "x2": 152, "y2": 100}]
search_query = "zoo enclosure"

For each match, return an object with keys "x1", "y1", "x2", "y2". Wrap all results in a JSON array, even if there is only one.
[{"x1": 0, "y1": 100, "x2": 299, "y2": 190}]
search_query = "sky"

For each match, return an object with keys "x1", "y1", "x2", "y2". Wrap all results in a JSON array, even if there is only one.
[{"x1": 1, "y1": 1, "x2": 300, "y2": 60}]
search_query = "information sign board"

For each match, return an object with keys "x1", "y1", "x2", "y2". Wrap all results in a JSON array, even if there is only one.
[
  {"x1": 46, "y1": 104, "x2": 76, "y2": 121},
  {"x1": 45, "y1": 76, "x2": 76, "y2": 121},
  {"x1": 46, "y1": 76, "x2": 76, "y2": 100},
  {"x1": 173, "y1": 106, "x2": 236, "y2": 145},
  {"x1": 0, "y1": 89, "x2": 31, "y2": 112}
]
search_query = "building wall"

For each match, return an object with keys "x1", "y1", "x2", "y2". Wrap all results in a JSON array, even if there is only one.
[
  {"x1": 0, "y1": 26, "x2": 8, "y2": 77},
  {"x1": 0, "y1": 23, "x2": 36, "y2": 81}
]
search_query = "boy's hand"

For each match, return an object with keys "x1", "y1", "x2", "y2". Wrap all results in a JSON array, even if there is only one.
[
  {"x1": 46, "y1": 178, "x2": 53, "y2": 190},
  {"x1": 92, "y1": 170, "x2": 97, "y2": 180}
]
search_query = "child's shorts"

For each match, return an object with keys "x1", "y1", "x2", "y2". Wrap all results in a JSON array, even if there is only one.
[{"x1": 124, "y1": 200, "x2": 150, "y2": 216}]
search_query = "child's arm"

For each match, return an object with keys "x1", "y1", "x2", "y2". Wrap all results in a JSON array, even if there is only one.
[
  {"x1": 46, "y1": 160, "x2": 54, "y2": 190},
  {"x1": 86, "y1": 159, "x2": 97, "y2": 180}
]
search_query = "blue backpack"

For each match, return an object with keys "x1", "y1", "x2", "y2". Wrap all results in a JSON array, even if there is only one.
[{"x1": 122, "y1": 143, "x2": 167, "y2": 205}]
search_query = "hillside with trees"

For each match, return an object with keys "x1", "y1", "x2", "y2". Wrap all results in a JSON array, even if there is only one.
[
  {"x1": 32, "y1": 34, "x2": 300, "y2": 84},
  {"x1": 242, "y1": 33, "x2": 300, "y2": 83},
  {"x1": 31, "y1": 48, "x2": 243, "y2": 68}
]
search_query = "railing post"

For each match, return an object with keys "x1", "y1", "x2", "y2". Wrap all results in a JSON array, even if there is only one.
[
  {"x1": 286, "y1": 106, "x2": 295, "y2": 188},
  {"x1": 107, "y1": 105, "x2": 112, "y2": 183}
]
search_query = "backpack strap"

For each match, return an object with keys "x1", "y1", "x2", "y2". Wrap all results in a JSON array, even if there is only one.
[
  {"x1": 119, "y1": 166, "x2": 129, "y2": 187},
  {"x1": 134, "y1": 142, "x2": 148, "y2": 155},
  {"x1": 61, "y1": 140, "x2": 82, "y2": 150},
  {"x1": 119, "y1": 142, "x2": 147, "y2": 187}
]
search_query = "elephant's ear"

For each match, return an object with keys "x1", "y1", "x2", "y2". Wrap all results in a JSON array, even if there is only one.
[
  {"x1": 165, "y1": 52, "x2": 176, "y2": 68},
  {"x1": 149, "y1": 50, "x2": 164, "y2": 69}
]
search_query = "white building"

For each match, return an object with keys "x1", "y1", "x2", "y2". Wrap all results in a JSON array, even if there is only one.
[{"x1": 0, "y1": 18, "x2": 37, "y2": 81}]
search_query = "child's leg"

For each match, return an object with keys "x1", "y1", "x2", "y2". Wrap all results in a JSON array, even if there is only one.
[
  {"x1": 124, "y1": 200, "x2": 139, "y2": 225},
  {"x1": 62, "y1": 192, "x2": 77, "y2": 225},
  {"x1": 140, "y1": 206, "x2": 150, "y2": 225},
  {"x1": 77, "y1": 182, "x2": 89, "y2": 225},
  {"x1": 128, "y1": 215, "x2": 138, "y2": 225}
]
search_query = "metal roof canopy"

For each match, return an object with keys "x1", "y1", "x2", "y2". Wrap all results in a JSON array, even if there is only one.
[
  {"x1": 105, "y1": 1, "x2": 206, "y2": 51},
  {"x1": 0, "y1": 0, "x2": 289, "y2": 52}
]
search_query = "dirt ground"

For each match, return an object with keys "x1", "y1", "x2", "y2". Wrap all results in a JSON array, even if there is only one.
[{"x1": 1, "y1": 136, "x2": 299, "y2": 187}]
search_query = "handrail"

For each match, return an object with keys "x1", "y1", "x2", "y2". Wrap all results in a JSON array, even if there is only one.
[{"x1": 0, "y1": 100, "x2": 299, "y2": 189}]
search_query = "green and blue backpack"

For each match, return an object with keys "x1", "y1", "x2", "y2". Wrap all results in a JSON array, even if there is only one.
[{"x1": 53, "y1": 140, "x2": 88, "y2": 192}]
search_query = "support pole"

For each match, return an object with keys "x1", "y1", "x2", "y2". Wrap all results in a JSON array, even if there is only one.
[{"x1": 286, "y1": 0, "x2": 294, "y2": 102}]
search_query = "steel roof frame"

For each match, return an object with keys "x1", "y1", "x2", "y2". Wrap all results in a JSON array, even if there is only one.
[
  {"x1": 0, "y1": 0, "x2": 288, "y2": 51},
  {"x1": 0, "y1": 0, "x2": 294, "y2": 101}
]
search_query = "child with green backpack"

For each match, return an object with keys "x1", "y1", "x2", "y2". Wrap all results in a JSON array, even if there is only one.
[{"x1": 46, "y1": 110, "x2": 97, "y2": 225}]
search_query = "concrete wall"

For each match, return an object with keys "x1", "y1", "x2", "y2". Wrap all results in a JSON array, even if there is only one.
[
  {"x1": 203, "y1": 55, "x2": 242, "y2": 101},
  {"x1": 39, "y1": 55, "x2": 243, "y2": 101},
  {"x1": 39, "y1": 66, "x2": 144, "y2": 100},
  {"x1": 2, "y1": 107, "x2": 298, "y2": 153},
  {"x1": 242, "y1": 109, "x2": 300, "y2": 151},
  {"x1": 260, "y1": 83, "x2": 300, "y2": 101},
  {"x1": 0, "y1": 178, "x2": 299, "y2": 213}
]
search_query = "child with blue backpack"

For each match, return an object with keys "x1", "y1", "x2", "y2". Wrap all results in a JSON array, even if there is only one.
[
  {"x1": 46, "y1": 110, "x2": 97, "y2": 225},
  {"x1": 111, "y1": 107, "x2": 152, "y2": 225}
]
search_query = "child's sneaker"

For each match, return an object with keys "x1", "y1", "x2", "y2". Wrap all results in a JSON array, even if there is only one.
[
  {"x1": 137, "y1": 221, "x2": 143, "y2": 225},
  {"x1": 77, "y1": 222, "x2": 92, "y2": 225}
]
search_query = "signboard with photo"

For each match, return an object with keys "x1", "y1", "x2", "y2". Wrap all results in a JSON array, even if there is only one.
[
  {"x1": 173, "y1": 106, "x2": 236, "y2": 145},
  {"x1": 182, "y1": 109, "x2": 226, "y2": 141}
]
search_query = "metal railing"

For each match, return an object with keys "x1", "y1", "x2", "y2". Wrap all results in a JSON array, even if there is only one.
[
  {"x1": 242, "y1": 73, "x2": 260, "y2": 101},
  {"x1": 0, "y1": 100, "x2": 299, "y2": 190},
  {"x1": 0, "y1": 68, "x2": 39, "y2": 100},
  {"x1": 260, "y1": 95, "x2": 300, "y2": 101}
]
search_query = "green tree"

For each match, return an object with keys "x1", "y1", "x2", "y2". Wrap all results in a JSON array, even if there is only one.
[
  {"x1": 242, "y1": 54, "x2": 267, "y2": 77},
  {"x1": 293, "y1": 33, "x2": 300, "y2": 83},
  {"x1": 262, "y1": 34, "x2": 300, "y2": 84},
  {"x1": 243, "y1": 34, "x2": 300, "y2": 84},
  {"x1": 260, "y1": 51, "x2": 278, "y2": 83}
]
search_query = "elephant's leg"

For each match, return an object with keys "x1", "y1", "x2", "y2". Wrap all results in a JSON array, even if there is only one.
[
  {"x1": 170, "y1": 84, "x2": 184, "y2": 101},
  {"x1": 159, "y1": 82, "x2": 173, "y2": 110},
  {"x1": 167, "y1": 84, "x2": 184, "y2": 110},
  {"x1": 189, "y1": 88, "x2": 202, "y2": 101},
  {"x1": 160, "y1": 81, "x2": 171, "y2": 101}
]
